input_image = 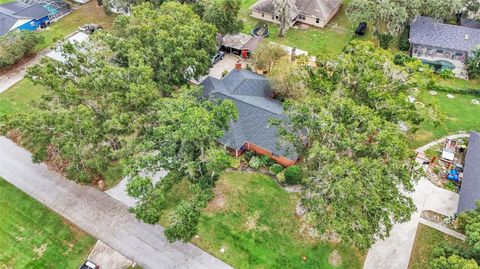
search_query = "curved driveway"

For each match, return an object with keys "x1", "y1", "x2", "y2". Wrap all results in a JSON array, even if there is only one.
[{"x1": 0, "y1": 136, "x2": 232, "y2": 269}]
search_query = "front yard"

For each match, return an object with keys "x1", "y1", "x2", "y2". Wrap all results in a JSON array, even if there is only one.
[
  {"x1": 239, "y1": 0, "x2": 375, "y2": 56},
  {"x1": 408, "y1": 224, "x2": 467, "y2": 269},
  {"x1": 410, "y1": 90, "x2": 480, "y2": 148},
  {"x1": 34, "y1": 1, "x2": 115, "y2": 52},
  {"x1": 160, "y1": 172, "x2": 364, "y2": 269},
  {"x1": 0, "y1": 178, "x2": 96, "y2": 268}
]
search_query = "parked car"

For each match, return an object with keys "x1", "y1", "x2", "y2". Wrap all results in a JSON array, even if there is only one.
[
  {"x1": 80, "y1": 260, "x2": 99, "y2": 269},
  {"x1": 211, "y1": 51, "x2": 225, "y2": 65},
  {"x1": 79, "y1": 24, "x2": 103, "y2": 34}
]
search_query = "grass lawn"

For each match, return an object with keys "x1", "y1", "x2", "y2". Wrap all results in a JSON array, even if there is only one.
[
  {"x1": 0, "y1": 177, "x2": 96, "y2": 268},
  {"x1": 410, "y1": 90, "x2": 480, "y2": 148},
  {"x1": 239, "y1": 0, "x2": 376, "y2": 56},
  {"x1": 160, "y1": 172, "x2": 364, "y2": 269},
  {"x1": 408, "y1": 224, "x2": 467, "y2": 269},
  {"x1": 0, "y1": 79, "x2": 45, "y2": 117},
  {"x1": 0, "y1": 0, "x2": 14, "y2": 3},
  {"x1": 34, "y1": 1, "x2": 115, "y2": 52},
  {"x1": 433, "y1": 75, "x2": 480, "y2": 90}
]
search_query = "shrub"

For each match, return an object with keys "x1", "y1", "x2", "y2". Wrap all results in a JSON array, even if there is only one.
[
  {"x1": 249, "y1": 156, "x2": 262, "y2": 169},
  {"x1": 230, "y1": 157, "x2": 241, "y2": 169},
  {"x1": 260, "y1": 154, "x2": 274, "y2": 167},
  {"x1": 276, "y1": 171, "x2": 285, "y2": 183},
  {"x1": 398, "y1": 27, "x2": 410, "y2": 51},
  {"x1": 0, "y1": 31, "x2": 44, "y2": 69},
  {"x1": 244, "y1": 151, "x2": 255, "y2": 161},
  {"x1": 284, "y1": 165, "x2": 303, "y2": 184},
  {"x1": 467, "y1": 47, "x2": 480, "y2": 79},
  {"x1": 375, "y1": 32, "x2": 394, "y2": 49},
  {"x1": 393, "y1": 53, "x2": 414, "y2": 66},
  {"x1": 439, "y1": 69, "x2": 454, "y2": 79},
  {"x1": 221, "y1": 70, "x2": 229, "y2": 78},
  {"x1": 270, "y1": 164, "x2": 284, "y2": 175}
]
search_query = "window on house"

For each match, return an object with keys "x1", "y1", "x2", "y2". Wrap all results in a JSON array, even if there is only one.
[
  {"x1": 272, "y1": 15, "x2": 275, "y2": 20},
  {"x1": 262, "y1": 12, "x2": 264, "y2": 17},
  {"x1": 276, "y1": 16, "x2": 279, "y2": 20},
  {"x1": 316, "y1": 18, "x2": 320, "y2": 23}
]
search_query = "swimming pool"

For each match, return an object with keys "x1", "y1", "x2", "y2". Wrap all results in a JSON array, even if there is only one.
[{"x1": 421, "y1": 59, "x2": 456, "y2": 72}]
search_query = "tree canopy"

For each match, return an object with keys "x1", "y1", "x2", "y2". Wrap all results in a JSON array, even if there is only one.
[
  {"x1": 277, "y1": 41, "x2": 435, "y2": 249},
  {"x1": 202, "y1": 0, "x2": 243, "y2": 34}
]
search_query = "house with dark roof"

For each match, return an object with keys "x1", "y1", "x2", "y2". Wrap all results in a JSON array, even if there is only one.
[
  {"x1": 0, "y1": 1, "x2": 50, "y2": 36},
  {"x1": 409, "y1": 16, "x2": 480, "y2": 78},
  {"x1": 457, "y1": 131, "x2": 480, "y2": 213},
  {"x1": 249, "y1": 0, "x2": 342, "y2": 28},
  {"x1": 220, "y1": 33, "x2": 264, "y2": 58},
  {"x1": 202, "y1": 67, "x2": 298, "y2": 167}
]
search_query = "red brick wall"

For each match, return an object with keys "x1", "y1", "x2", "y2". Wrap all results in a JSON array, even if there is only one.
[{"x1": 245, "y1": 142, "x2": 296, "y2": 167}]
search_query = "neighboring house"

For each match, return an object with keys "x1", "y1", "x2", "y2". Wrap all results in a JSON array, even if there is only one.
[
  {"x1": 457, "y1": 131, "x2": 480, "y2": 214},
  {"x1": 249, "y1": 0, "x2": 342, "y2": 28},
  {"x1": 0, "y1": 0, "x2": 70, "y2": 37},
  {"x1": 201, "y1": 67, "x2": 298, "y2": 167},
  {"x1": 220, "y1": 33, "x2": 264, "y2": 58},
  {"x1": 409, "y1": 16, "x2": 480, "y2": 79}
]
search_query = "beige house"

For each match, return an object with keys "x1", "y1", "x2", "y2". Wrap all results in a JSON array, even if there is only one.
[{"x1": 249, "y1": 0, "x2": 342, "y2": 28}]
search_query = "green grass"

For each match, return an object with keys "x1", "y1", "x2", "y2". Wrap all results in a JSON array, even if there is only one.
[
  {"x1": 101, "y1": 162, "x2": 124, "y2": 189},
  {"x1": 0, "y1": 0, "x2": 14, "y2": 3},
  {"x1": 34, "y1": 1, "x2": 115, "y2": 52},
  {"x1": 0, "y1": 178, "x2": 96, "y2": 268},
  {"x1": 433, "y1": 75, "x2": 480, "y2": 90},
  {"x1": 240, "y1": 0, "x2": 375, "y2": 56},
  {"x1": 0, "y1": 79, "x2": 44, "y2": 117},
  {"x1": 408, "y1": 224, "x2": 467, "y2": 269},
  {"x1": 410, "y1": 90, "x2": 480, "y2": 148},
  {"x1": 161, "y1": 172, "x2": 364, "y2": 269}
]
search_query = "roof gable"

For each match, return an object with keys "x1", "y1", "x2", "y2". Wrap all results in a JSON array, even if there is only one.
[{"x1": 201, "y1": 70, "x2": 297, "y2": 160}]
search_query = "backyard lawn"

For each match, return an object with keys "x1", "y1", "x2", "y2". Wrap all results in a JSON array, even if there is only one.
[
  {"x1": 239, "y1": 0, "x2": 375, "y2": 56},
  {"x1": 160, "y1": 172, "x2": 364, "y2": 269},
  {"x1": 34, "y1": 1, "x2": 115, "y2": 52},
  {"x1": 0, "y1": 0, "x2": 14, "y2": 3},
  {"x1": 410, "y1": 90, "x2": 480, "y2": 148},
  {"x1": 0, "y1": 178, "x2": 96, "y2": 268},
  {"x1": 408, "y1": 224, "x2": 467, "y2": 269}
]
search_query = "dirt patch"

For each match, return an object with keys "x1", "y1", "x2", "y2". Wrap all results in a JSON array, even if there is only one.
[
  {"x1": 328, "y1": 249, "x2": 342, "y2": 267},
  {"x1": 206, "y1": 181, "x2": 230, "y2": 212},
  {"x1": 33, "y1": 243, "x2": 48, "y2": 257},
  {"x1": 244, "y1": 211, "x2": 260, "y2": 231},
  {"x1": 0, "y1": 53, "x2": 37, "y2": 76}
]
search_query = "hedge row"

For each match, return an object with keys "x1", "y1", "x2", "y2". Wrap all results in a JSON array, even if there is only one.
[
  {"x1": 0, "y1": 31, "x2": 44, "y2": 69},
  {"x1": 428, "y1": 83, "x2": 480, "y2": 97}
]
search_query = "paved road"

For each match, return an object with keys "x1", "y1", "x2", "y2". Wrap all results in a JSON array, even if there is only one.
[
  {"x1": 0, "y1": 136, "x2": 233, "y2": 269},
  {"x1": 364, "y1": 134, "x2": 464, "y2": 269}
]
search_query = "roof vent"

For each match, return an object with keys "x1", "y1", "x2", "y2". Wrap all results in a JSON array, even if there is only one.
[{"x1": 466, "y1": 34, "x2": 469, "y2": 40}]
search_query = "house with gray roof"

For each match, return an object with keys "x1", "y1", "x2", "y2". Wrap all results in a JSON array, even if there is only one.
[
  {"x1": 457, "y1": 131, "x2": 480, "y2": 213},
  {"x1": 202, "y1": 68, "x2": 298, "y2": 166},
  {"x1": 249, "y1": 0, "x2": 342, "y2": 28},
  {"x1": 409, "y1": 16, "x2": 480, "y2": 78},
  {"x1": 0, "y1": 1, "x2": 49, "y2": 36},
  {"x1": 0, "y1": 0, "x2": 70, "y2": 36}
]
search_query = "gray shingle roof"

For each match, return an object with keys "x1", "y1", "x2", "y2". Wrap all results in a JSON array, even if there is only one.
[
  {"x1": 202, "y1": 69, "x2": 297, "y2": 160},
  {"x1": 250, "y1": 0, "x2": 341, "y2": 21},
  {"x1": 457, "y1": 131, "x2": 480, "y2": 213},
  {"x1": 0, "y1": 2, "x2": 49, "y2": 19},
  {"x1": 0, "y1": 13, "x2": 17, "y2": 36},
  {"x1": 410, "y1": 16, "x2": 480, "y2": 53}
]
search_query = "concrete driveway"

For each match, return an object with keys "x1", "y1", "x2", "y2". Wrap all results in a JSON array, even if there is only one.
[
  {"x1": 208, "y1": 53, "x2": 244, "y2": 79},
  {"x1": 363, "y1": 134, "x2": 465, "y2": 269},
  {"x1": 0, "y1": 136, "x2": 232, "y2": 269}
]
